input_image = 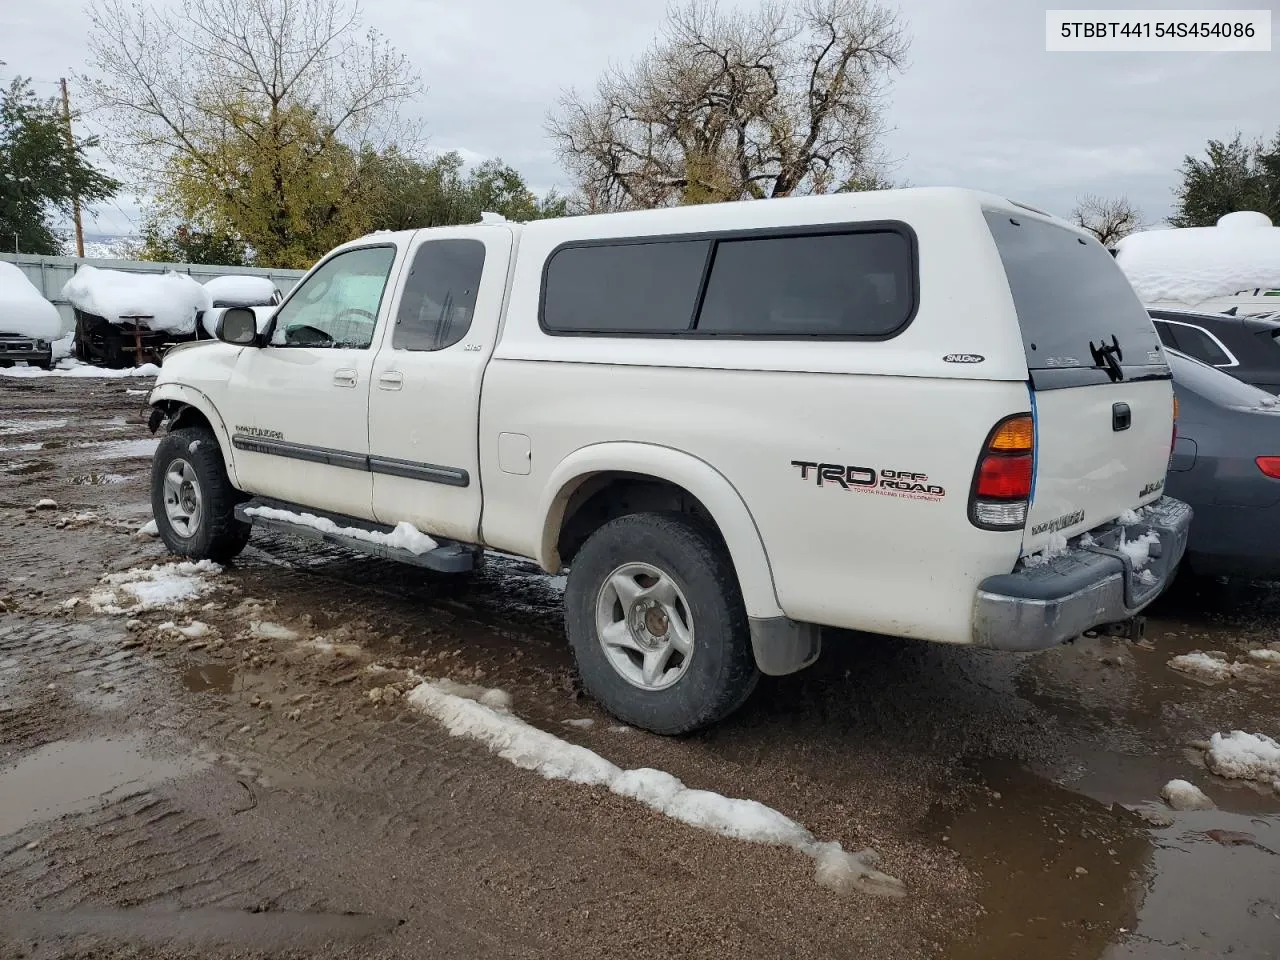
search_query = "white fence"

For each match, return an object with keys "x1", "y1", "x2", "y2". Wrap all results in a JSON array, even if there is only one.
[{"x1": 0, "y1": 253, "x2": 306, "y2": 337}]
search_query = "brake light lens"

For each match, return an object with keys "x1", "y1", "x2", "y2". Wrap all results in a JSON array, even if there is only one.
[
  {"x1": 1258, "y1": 456, "x2": 1280, "y2": 479},
  {"x1": 970, "y1": 414, "x2": 1034, "y2": 530},
  {"x1": 1171, "y1": 394, "x2": 1179, "y2": 457}
]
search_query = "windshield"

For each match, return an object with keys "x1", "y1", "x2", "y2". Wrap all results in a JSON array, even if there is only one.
[{"x1": 984, "y1": 211, "x2": 1164, "y2": 374}]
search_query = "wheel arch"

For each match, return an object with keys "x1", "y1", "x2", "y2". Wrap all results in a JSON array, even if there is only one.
[
  {"x1": 538, "y1": 442, "x2": 783, "y2": 621},
  {"x1": 148, "y1": 384, "x2": 242, "y2": 489}
]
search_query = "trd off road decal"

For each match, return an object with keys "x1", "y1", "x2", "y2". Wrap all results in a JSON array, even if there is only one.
[
  {"x1": 235, "y1": 425, "x2": 285, "y2": 441},
  {"x1": 791, "y1": 461, "x2": 946, "y2": 503},
  {"x1": 1139, "y1": 479, "x2": 1164, "y2": 498}
]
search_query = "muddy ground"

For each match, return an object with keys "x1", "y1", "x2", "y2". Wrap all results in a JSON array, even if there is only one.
[{"x1": 1, "y1": 375, "x2": 1278, "y2": 960}]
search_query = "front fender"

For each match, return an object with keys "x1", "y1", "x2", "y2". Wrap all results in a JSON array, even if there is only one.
[
  {"x1": 148, "y1": 383, "x2": 241, "y2": 488},
  {"x1": 539, "y1": 442, "x2": 783, "y2": 621}
]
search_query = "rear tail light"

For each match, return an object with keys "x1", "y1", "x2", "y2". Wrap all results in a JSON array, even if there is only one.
[
  {"x1": 970, "y1": 414, "x2": 1034, "y2": 530},
  {"x1": 1171, "y1": 394, "x2": 1179, "y2": 458},
  {"x1": 1257, "y1": 456, "x2": 1280, "y2": 479}
]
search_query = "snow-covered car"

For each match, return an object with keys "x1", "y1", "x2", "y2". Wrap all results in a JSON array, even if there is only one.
[
  {"x1": 1116, "y1": 211, "x2": 1280, "y2": 317},
  {"x1": 145, "y1": 189, "x2": 1192, "y2": 734},
  {"x1": 63, "y1": 265, "x2": 211, "y2": 368},
  {"x1": 0, "y1": 260, "x2": 61, "y2": 370},
  {"x1": 199, "y1": 275, "x2": 282, "y2": 339}
]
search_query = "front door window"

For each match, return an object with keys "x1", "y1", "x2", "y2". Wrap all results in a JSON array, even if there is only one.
[{"x1": 270, "y1": 246, "x2": 396, "y2": 349}]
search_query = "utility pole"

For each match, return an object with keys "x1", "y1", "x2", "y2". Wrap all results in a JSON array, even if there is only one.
[{"x1": 59, "y1": 78, "x2": 86, "y2": 258}]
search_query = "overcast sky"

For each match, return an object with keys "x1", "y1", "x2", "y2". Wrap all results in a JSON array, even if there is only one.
[{"x1": 3, "y1": 0, "x2": 1278, "y2": 241}]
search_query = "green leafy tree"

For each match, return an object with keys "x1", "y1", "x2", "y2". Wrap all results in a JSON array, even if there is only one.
[
  {"x1": 0, "y1": 77, "x2": 118, "y2": 255},
  {"x1": 134, "y1": 215, "x2": 250, "y2": 266},
  {"x1": 1171, "y1": 132, "x2": 1280, "y2": 227},
  {"x1": 361, "y1": 150, "x2": 569, "y2": 230},
  {"x1": 83, "y1": 0, "x2": 422, "y2": 267}
]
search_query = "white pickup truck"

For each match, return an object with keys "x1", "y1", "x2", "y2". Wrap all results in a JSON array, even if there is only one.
[{"x1": 146, "y1": 187, "x2": 1192, "y2": 733}]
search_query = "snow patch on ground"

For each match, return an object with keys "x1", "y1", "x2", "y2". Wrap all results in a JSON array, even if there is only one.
[
  {"x1": 159, "y1": 620, "x2": 213, "y2": 639},
  {"x1": 1206, "y1": 731, "x2": 1280, "y2": 782},
  {"x1": 407, "y1": 679, "x2": 905, "y2": 897},
  {"x1": 244, "y1": 506, "x2": 438, "y2": 555},
  {"x1": 33, "y1": 498, "x2": 57, "y2": 510},
  {"x1": 0, "y1": 359, "x2": 160, "y2": 379},
  {"x1": 1160, "y1": 779, "x2": 1215, "y2": 811},
  {"x1": 1248, "y1": 649, "x2": 1280, "y2": 664},
  {"x1": 562, "y1": 718, "x2": 596, "y2": 729},
  {"x1": 1168, "y1": 652, "x2": 1249, "y2": 682},
  {"x1": 137, "y1": 519, "x2": 159, "y2": 537},
  {"x1": 250, "y1": 621, "x2": 299, "y2": 642},
  {"x1": 298, "y1": 638, "x2": 364, "y2": 659},
  {"x1": 88, "y1": 561, "x2": 222, "y2": 614}
]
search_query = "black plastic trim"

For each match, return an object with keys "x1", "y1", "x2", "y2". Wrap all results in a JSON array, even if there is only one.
[
  {"x1": 537, "y1": 219, "x2": 921, "y2": 342},
  {"x1": 368, "y1": 455, "x2": 469, "y2": 487},
  {"x1": 231, "y1": 435, "x2": 469, "y2": 487},
  {"x1": 1029, "y1": 364, "x2": 1172, "y2": 391}
]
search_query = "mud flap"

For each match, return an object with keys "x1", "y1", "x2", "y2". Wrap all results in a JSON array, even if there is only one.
[{"x1": 748, "y1": 617, "x2": 822, "y2": 676}]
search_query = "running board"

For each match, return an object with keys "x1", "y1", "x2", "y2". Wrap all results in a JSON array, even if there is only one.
[{"x1": 234, "y1": 497, "x2": 475, "y2": 573}]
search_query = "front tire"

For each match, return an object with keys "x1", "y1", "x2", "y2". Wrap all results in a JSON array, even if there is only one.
[
  {"x1": 150, "y1": 426, "x2": 250, "y2": 563},
  {"x1": 564, "y1": 512, "x2": 759, "y2": 735}
]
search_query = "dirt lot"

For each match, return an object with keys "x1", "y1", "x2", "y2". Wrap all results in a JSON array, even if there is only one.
[{"x1": 1, "y1": 374, "x2": 1278, "y2": 960}]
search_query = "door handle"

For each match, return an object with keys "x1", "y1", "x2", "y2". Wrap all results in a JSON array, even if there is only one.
[
  {"x1": 378, "y1": 371, "x2": 404, "y2": 391},
  {"x1": 333, "y1": 369, "x2": 358, "y2": 388}
]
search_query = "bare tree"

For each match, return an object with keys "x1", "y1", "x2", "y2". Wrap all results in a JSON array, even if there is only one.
[
  {"x1": 1071, "y1": 194, "x2": 1144, "y2": 247},
  {"x1": 547, "y1": 0, "x2": 908, "y2": 211},
  {"x1": 81, "y1": 0, "x2": 423, "y2": 264}
]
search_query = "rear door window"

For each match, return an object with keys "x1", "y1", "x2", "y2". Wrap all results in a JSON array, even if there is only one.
[
  {"x1": 1165, "y1": 323, "x2": 1232, "y2": 366},
  {"x1": 984, "y1": 212, "x2": 1163, "y2": 376},
  {"x1": 1152, "y1": 319, "x2": 1180, "y2": 351}
]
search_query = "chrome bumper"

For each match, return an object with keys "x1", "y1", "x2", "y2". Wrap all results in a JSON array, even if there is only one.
[{"x1": 972, "y1": 496, "x2": 1192, "y2": 652}]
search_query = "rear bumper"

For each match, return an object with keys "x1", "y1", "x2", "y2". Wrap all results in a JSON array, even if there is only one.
[{"x1": 972, "y1": 496, "x2": 1192, "y2": 652}]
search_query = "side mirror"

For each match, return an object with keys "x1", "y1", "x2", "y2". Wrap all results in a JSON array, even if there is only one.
[{"x1": 216, "y1": 307, "x2": 260, "y2": 346}]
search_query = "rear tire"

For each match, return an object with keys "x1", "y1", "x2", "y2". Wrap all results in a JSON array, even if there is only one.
[
  {"x1": 151, "y1": 426, "x2": 250, "y2": 564},
  {"x1": 564, "y1": 512, "x2": 759, "y2": 735}
]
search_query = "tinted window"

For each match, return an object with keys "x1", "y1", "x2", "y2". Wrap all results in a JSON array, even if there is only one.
[
  {"x1": 1167, "y1": 323, "x2": 1231, "y2": 366},
  {"x1": 985, "y1": 213, "x2": 1162, "y2": 371},
  {"x1": 1152, "y1": 320, "x2": 1180, "y2": 351},
  {"x1": 695, "y1": 231, "x2": 913, "y2": 336},
  {"x1": 543, "y1": 240, "x2": 709, "y2": 333},
  {"x1": 394, "y1": 239, "x2": 486, "y2": 351},
  {"x1": 271, "y1": 246, "x2": 395, "y2": 348}
]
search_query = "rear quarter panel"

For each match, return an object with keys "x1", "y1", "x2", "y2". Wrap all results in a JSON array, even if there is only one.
[{"x1": 480, "y1": 364, "x2": 1029, "y2": 643}]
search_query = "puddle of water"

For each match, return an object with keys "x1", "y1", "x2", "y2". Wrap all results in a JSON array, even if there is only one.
[
  {"x1": 182, "y1": 663, "x2": 237, "y2": 694},
  {"x1": 5, "y1": 459, "x2": 55, "y2": 475},
  {"x1": 0, "y1": 905, "x2": 397, "y2": 949},
  {"x1": 0, "y1": 418, "x2": 67, "y2": 436},
  {"x1": 936, "y1": 764, "x2": 1151, "y2": 960},
  {"x1": 1104, "y1": 809, "x2": 1280, "y2": 958},
  {"x1": 85, "y1": 438, "x2": 160, "y2": 460},
  {"x1": 0, "y1": 736, "x2": 198, "y2": 836}
]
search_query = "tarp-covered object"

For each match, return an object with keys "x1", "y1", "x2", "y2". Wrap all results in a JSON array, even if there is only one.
[
  {"x1": 204, "y1": 275, "x2": 279, "y2": 308},
  {"x1": 0, "y1": 261, "x2": 61, "y2": 340},
  {"x1": 62, "y1": 265, "x2": 212, "y2": 336},
  {"x1": 1115, "y1": 212, "x2": 1280, "y2": 306}
]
